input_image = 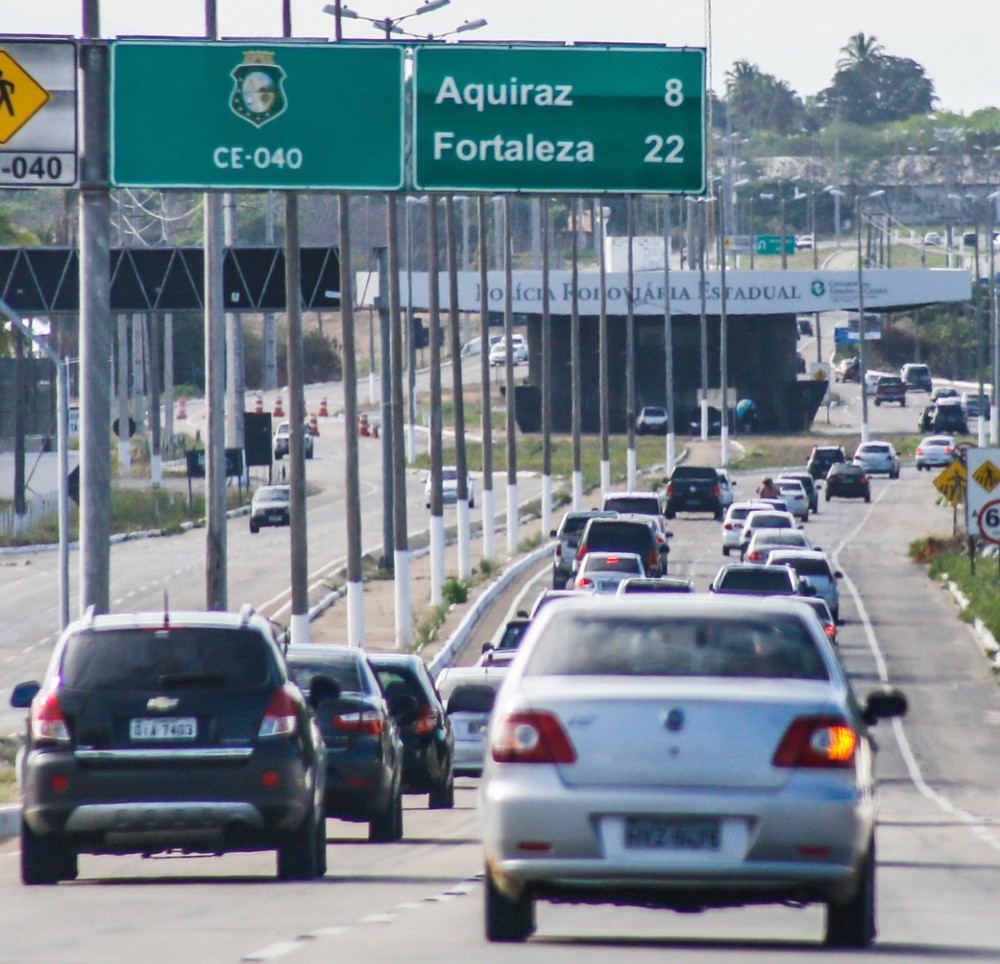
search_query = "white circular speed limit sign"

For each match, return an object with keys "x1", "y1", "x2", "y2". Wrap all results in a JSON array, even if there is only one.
[{"x1": 977, "y1": 499, "x2": 1000, "y2": 544}]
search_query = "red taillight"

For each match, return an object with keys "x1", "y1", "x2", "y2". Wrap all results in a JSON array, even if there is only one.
[
  {"x1": 747, "y1": 550, "x2": 764, "y2": 563},
  {"x1": 712, "y1": 484, "x2": 721, "y2": 497},
  {"x1": 772, "y1": 716, "x2": 857, "y2": 768},
  {"x1": 31, "y1": 690, "x2": 70, "y2": 745},
  {"x1": 259, "y1": 684, "x2": 299, "y2": 737},
  {"x1": 647, "y1": 548, "x2": 659, "y2": 572},
  {"x1": 666, "y1": 483, "x2": 675, "y2": 497},
  {"x1": 576, "y1": 545, "x2": 588, "y2": 563},
  {"x1": 576, "y1": 577, "x2": 594, "y2": 589},
  {"x1": 916, "y1": 447, "x2": 924, "y2": 455},
  {"x1": 606, "y1": 556, "x2": 620, "y2": 565},
  {"x1": 824, "y1": 624, "x2": 837, "y2": 641},
  {"x1": 859, "y1": 475, "x2": 868, "y2": 485},
  {"x1": 333, "y1": 709, "x2": 384, "y2": 735},
  {"x1": 492, "y1": 711, "x2": 576, "y2": 764},
  {"x1": 724, "y1": 522, "x2": 733, "y2": 530},
  {"x1": 412, "y1": 705, "x2": 439, "y2": 734},
  {"x1": 944, "y1": 447, "x2": 952, "y2": 455}
]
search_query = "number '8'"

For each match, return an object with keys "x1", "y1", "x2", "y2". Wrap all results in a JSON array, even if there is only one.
[{"x1": 663, "y1": 79, "x2": 684, "y2": 107}]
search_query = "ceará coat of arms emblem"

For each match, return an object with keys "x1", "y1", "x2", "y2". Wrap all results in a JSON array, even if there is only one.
[{"x1": 230, "y1": 51, "x2": 287, "y2": 127}]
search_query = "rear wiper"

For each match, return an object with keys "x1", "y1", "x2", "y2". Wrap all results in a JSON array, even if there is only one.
[{"x1": 157, "y1": 672, "x2": 227, "y2": 687}]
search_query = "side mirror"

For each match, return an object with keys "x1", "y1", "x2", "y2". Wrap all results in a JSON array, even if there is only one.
[
  {"x1": 731, "y1": 480, "x2": 737, "y2": 486},
  {"x1": 863, "y1": 688, "x2": 908, "y2": 725},
  {"x1": 549, "y1": 529, "x2": 557, "y2": 538},
  {"x1": 481, "y1": 642, "x2": 495, "y2": 654},
  {"x1": 835, "y1": 571, "x2": 843, "y2": 579},
  {"x1": 516, "y1": 610, "x2": 529, "y2": 619},
  {"x1": 10, "y1": 680, "x2": 40, "y2": 709},
  {"x1": 308, "y1": 674, "x2": 341, "y2": 710}
]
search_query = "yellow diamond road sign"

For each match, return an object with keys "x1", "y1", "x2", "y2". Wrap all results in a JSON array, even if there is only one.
[
  {"x1": 972, "y1": 459, "x2": 1000, "y2": 493},
  {"x1": 933, "y1": 461, "x2": 965, "y2": 507},
  {"x1": 0, "y1": 48, "x2": 50, "y2": 144}
]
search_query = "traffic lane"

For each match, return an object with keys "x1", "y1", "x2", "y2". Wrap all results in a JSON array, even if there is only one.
[{"x1": 0, "y1": 784, "x2": 485, "y2": 964}]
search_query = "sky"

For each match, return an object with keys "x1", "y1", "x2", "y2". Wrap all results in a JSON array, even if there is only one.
[{"x1": 1, "y1": 0, "x2": 995, "y2": 116}]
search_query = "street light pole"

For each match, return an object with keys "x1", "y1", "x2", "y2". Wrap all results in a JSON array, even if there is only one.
[{"x1": 856, "y1": 194, "x2": 870, "y2": 444}]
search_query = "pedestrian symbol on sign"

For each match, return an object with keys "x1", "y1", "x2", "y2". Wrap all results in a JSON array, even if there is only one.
[{"x1": 972, "y1": 459, "x2": 1000, "y2": 492}]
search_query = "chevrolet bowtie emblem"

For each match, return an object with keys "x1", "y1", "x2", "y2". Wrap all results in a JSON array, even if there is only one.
[{"x1": 147, "y1": 696, "x2": 180, "y2": 712}]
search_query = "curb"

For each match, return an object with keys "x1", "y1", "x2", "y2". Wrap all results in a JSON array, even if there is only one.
[{"x1": 943, "y1": 575, "x2": 1000, "y2": 669}]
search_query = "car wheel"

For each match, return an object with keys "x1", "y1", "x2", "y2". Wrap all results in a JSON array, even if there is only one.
[
  {"x1": 484, "y1": 864, "x2": 535, "y2": 943},
  {"x1": 713, "y1": 509, "x2": 724, "y2": 522},
  {"x1": 722, "y1": 546, "x2": 730, "y2": 556},
  {"x1": 825, "y1": 842, "x2": 876, "y2": 948},
  {"x1": 369, "y1": 788, "x2": 403, "y2": 843},
  {"x1": 864, "y1": 492, "x2": 871, "y2": 503},
  {"x1": 825, "y1": 491, "x2": 832, "y2": 502},
  {"x1": 874, "y1": 399, "x2": 881, "y2": 407},
  {"x1": 21, "y1": 821, "x2": 70, "y2": 886},
  {"x1": 665, "y1": 509, "x2": 676, "y2": 520},
  {"x1": 249, "y1": 521, "x2": 259, "y2": 534},
  {"x1": 316, "y1": 815, "x2": 328, "y2": 877},
  {"x1": 429, "y1": 769, "x2": 455, "y2": 810},
  {"x1": 306, "y1": 448, "x2": 314, "y2": 460},
  {"x1": 277, "y1": 802, "x2": 322, "y2": 880},
  {"x1": 274, "y1": 451, "x2": 282, "y2": 461}
]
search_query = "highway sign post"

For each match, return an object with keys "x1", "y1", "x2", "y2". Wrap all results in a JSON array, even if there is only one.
[
  {"x1": 0, "y1": 41, "x2": 77, "y2": 187},
  {"x1": 111, "y1": 41, "x2": 404, "y2": 190},
  {"x1": 966, "y1": 448, "x2": 1000, "y2": 533},
  {"x1": 413, "y1": 45, "x2": 705, "y2": 193}
]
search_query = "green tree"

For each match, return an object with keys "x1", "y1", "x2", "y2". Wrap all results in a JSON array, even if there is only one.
[{"x1": 724, "y1": 60, "x2": 803, "y2": 135}]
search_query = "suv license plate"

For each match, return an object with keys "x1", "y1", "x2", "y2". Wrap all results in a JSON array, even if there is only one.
[
  {"x1": 130, "y1": 717, "x2": 197, "y2": 741},
  {"x1": 624, "y1": 817, "x2": 720, "y2": 850}
]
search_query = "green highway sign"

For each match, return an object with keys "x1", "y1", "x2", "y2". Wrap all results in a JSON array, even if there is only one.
[
  {"x1": 111, "y1": 41, "x2": 404, "y2": 190},
  {"x1": 755, "y1": 235, "x2": 795, "y2": 255},
  {"x1": 413, "y1": 45, "x2": 705, "y2": 193}
]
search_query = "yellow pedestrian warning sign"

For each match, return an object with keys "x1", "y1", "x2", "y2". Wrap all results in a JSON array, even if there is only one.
[
  {"x1": 971, "y1": 459, "x2": 1000, "y2": 493},
  {"x1": 0, "y1": 48, "x2": 50, "y2": 145},
  {"x1": 933, "y1": 461, "x2": 966, "y2": 507}
]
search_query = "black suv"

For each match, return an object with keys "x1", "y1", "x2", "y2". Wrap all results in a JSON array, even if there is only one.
[
  {"x1": 920, "y1": 401, "x2": 968, "y2": 435},
  {"x1": 807, "y1": 445, "x2": 847, "y2": 480},
  {"x1": 664, "y1": 465, "x2": 724, "y2": 520},
  {"x1": 10, "y1": 607, "x2": 327, "y2": 885},
  {"x1": 550, "y1": 509, "x2": 617, "y2": 589}
]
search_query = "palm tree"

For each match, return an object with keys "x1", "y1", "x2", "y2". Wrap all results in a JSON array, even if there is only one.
[{"x1": 836, "y1": 33, "x2": 884, "y2": 72}]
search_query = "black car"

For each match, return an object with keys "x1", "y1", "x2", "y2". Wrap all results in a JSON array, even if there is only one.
[
  {"x1": 664, "y1": 465, "x2": 724, "y2": 520},
  {"x1": 10, "y1": 608, "x2": 327, "y2": 884},
  {"x1": 550, "y1": 509, "x2": 618, "y2": 589},
  {"x1": 920, "y1": 401, "x2": 968, "y2": 435},
  {"x1": 575, "y1": 516, "x2": 666, "y2": 578},
  {"x1": 807, "y1": 445, "x2": 847, "y2": 481},
  {"x1": 825, "y1": 463, "x2": 871, "y2": 502},
  {"x1": 368, "y1": 654, "x2": 455, "y2": 809},
  {"x1": 286, "y1": 645, "x2": 404, "y2": 843}
]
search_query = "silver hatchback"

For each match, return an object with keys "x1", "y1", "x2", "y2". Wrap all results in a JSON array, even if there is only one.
[{"x1": 480, "y1": 596, "x2": 906, "y2": 948}]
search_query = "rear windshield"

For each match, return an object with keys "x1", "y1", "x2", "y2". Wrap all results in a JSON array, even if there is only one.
[
  {"x1": 287, "y1": 655, "x2": 369, "y2": 696},
  {"x1": 603, "y1": 496, "x2": 660, "y2": 515},
  {"x1": 718, "y1": 569, "x2": 793, "y2": 592},
  {"x1": 60, "y1": 628, "x2": 273, "y2": 690},
  {"x1": 584, "y1": 522, "x2": 652, "y2": 553},
  {"x1": 747, "y1": 515, "x2": 792, "y2": 530},
  {"x1": 525, "y1": 612, "x2": 828, "y2": 680},
  {"x1": 560, "y1": 515, "x2": 593, "y2": 536},
  {"x1": 783, "y1": 558, "x2": 832, "y2": 577}
]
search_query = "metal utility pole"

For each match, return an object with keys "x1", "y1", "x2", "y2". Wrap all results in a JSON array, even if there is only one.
[
  {"x1": 719, "y1": 193, "x2": 730, "y2": 466},
  {"x1": 116, "y1": 316, "x2": 131, "y2": 475},
  {"x1": 428, "y1": 195, "x2": 445, "y2": 604},
  {"x1": 477, "y1": 196, "x2": 496, "y2": 561},
  {"x1": 541, "y1": 197, "x2": 553, "y2": 536},
  {"x1": 79, "y1": 0, "x2": 112, "y2": 615},
  {"x1": 598, "y1": 203, "x2": 610, "y2": 496},
  {"x1": 224, "y1": 193, "x2": 246, "y2": 466},
  {"x1": 663, "y1": 198, "x2": 677, "y2": 474},
  {"x1": 571, "y1": 197, "x2": 583, "y2": 509},
  {"x1": 203, "y1": 0, "x2": 227, "y2": 611},
  {"x1": 387, "y1": 197, "x2": 412, "y2": 648},
  {"x1": 989, "y1": 191, "x2": 999, "y2": 444},
  {"x1": 698, "y1": 200, "x2": 709, "y2": 441},
  {"x1": 626, "y1": 197, "x2": 636, "y2": 490},
  {"x1": 503, "y1": 196, "x2": 518, "y2": 555},
  {"x1": 147, "y1": 313, "x2": 162, "y2": 487},
  {"x1": 374, "y1": 245, "x2": 394, "y2": 568},
  {"x1": 445, "y1": 197, "x2": 471, "y2": 579},
  {"x1": 856, "y1": 195, "x2": 870, "y2": 444},
  {"x1": 341, "y1": 192, "x2": 365, "y2": 646}
]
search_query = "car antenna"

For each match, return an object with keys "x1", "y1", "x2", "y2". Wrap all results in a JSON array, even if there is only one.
[{"x1": 162, "y1": 591, "x2": 170, "y2": 630}]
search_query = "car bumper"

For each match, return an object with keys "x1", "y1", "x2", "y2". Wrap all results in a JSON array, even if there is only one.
[
  {"x1": 251, "y1": 512, "x2": 290, "y2": 528},
  {"x1": 22, "y1": 746, "x2": 316, "y2": 852},
  {"x1": 323, "y1": 753, "x2": 395, "y2": 820},
  {"x1": 482, "y1": 770, "x2": 872, "y2": 907}
]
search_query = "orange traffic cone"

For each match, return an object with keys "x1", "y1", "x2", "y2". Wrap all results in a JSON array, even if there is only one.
[
  {"x1": 176, "y1": 398, "x2": 187, "y2": 421},
  {"x1": 318, "y1": 396, "x2": 329, "y2": 417},
  {"x1": 358, "y1": 413, "x2": 369, "y2": 436},
  {"x1": 254, "y1": 394, "x2": 263, "y2": 414},
  {"x1": 273, "y1": 396, "x2": 284, "y2": 418}
]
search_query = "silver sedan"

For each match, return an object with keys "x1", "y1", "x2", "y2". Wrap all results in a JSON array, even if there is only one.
[{"x1": 480, "y1": 596, "x2": 906, "y2": 947}]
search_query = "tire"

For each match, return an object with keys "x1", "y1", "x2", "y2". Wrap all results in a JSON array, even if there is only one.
[
  {"x1": 274, "y1": 451, "x2": 283, "y2": 461},
  {"x1": 277, "y1": 803, "x2": 322, "y2": 881},
  {"x1": 665, "y1": 509, "x2": 676, "y2": 520},
  {"x1": 306, "y1": 448, "x2": 314, "y2": 460},
  {"x1": 864, "y1": 492, "x2": 871, "y2": 503},
  {"x1": 316, "y1": 814, "x2": 328, "y2": 877},
  {"x1": 429, "y1": 768, "x2": 455, "y2": 810},
  {"x1": 249, "y1": 521, "x2": 259, "y2": 534},
  {"x1": 803, "y1": 511, "x2": 809, "y2": 522},
  {"x1": 369, "y1": 788, "x2": 403, "y2": 843},
  {"x1": 21, "y1": 821, "x2": 68, "y2": 886},
  {"x1": 874, "y1": 399, "x2": 881, "y2": 407},
  {"x1": 825, "y1": 843, "x2": 876, "y2": 948},
  {"x1": 484, "y1": 865, "x2": 535, "y2": 943},
  {"x1": 825, "y1": 491, "x2": 832, "y2": 502},
  {"x1": 722, "y1": 546, "x2": 730, "y2": 556}
]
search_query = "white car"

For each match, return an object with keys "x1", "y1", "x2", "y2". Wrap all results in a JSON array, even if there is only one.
[
  {"x1": 796, "y1": 233, "x2": 814, "y2": 250},
  {"x1": 424, "y1": 465, "x2": 474, "y2": 508},
  {"x1": 853, "y1": 441, "x2": 900, "y2": 479},
  {"x1": 776, "y1": 478, "x2": 810, "y2": 521},
  {"x1": 915, "y1": 435, "x2": 955, "y2": 471},
  {"x1": 766, "y1": 548, "x2": 843, "y2": 622},
  {"x1": 481, "y1": 595, "x2": 908, "y2": 946},
  {"x1": 738, "y1": 509, "x2": 798, "y2": 559},
  {"x1": 436, "y1": 664, "x2": 508, "y2": 777},
  {"x1": 721, "y1": 500, "x2": 772, "y2": 556},
  {"x1": 489, "y1": 334, "x2": 528, "y2": 366},
  {"x1": 573, "y1": 551, "x2": 645, "y2": 594},
  {"x1": 716, "y1": 469, "x2": 737, "y2": 508}
]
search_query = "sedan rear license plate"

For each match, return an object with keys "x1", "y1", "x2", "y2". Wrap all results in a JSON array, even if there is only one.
[
  {"x1": 130, "y1": 717, "x2": 197, "y2": 741},
  {"x1": 268, "y1": 513, "x2": 284, "y2": 521},
  {"x1": 624, "y1": 817, "x2": 720, "y2": 851}
]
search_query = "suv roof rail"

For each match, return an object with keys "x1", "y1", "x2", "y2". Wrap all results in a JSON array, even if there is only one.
[
  {"x1": 79, "y1": 604, "x2": 97, "y2": 629},
  {"x1": 238, "y1": 603, "x2": 256, "y2": 626}
]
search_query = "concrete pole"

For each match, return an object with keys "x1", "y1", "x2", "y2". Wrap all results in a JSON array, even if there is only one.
[
  {"x1": 224, "y1": 193, "x2": 246, "y2": 459},
  {"x1": 163, "y1": 313, "x2": 174, "y2": 459},
  {"x1": 626, "y1": 196, "x2": 637, "y2": 490},
  {"x1": 663, "y1": 198, "x2": 677, "y2": 474},
  {"x1": 387, "y1": 196, "x2": 412, "y2": 649},
  {"x1": 147, "y1": 313, "x2": 162, "y2": 487},
  {"x1": 79, "y1": 0, "x2": 112, "y2": 614},
  {"x1": 131, "y1": 313, "x2": 145, "y2": 433},
  {"x1": 540, "y1": 196, "x2": 552, "y2": 538},
  {"x1": 571, "y1": 197, "x2": 583, "y2": 509},
  {"x1": 428, "y1": 195, "x2": 445, "y2": 604},
  {"x1": 598, "y1": 205, "x2": 610, "y2": 496},
  {"x1": 477, "y1": 195, "x2": 496, "y2": 562},
  {"x1": 503, "y1": 196, "x2": 518, "y2": 555},
  {"x1": 117, "y1": 316, "x2": 131, "y2": 475}
]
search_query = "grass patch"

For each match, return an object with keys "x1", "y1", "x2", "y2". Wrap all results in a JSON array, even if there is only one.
[{"x1": 0, "y1": 736, "x2": 21, "y2": 805}]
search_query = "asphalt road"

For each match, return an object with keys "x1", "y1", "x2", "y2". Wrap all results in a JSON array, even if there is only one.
[{"x1": 2, "y1": 448, "x2": 999, "y2": 961}]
